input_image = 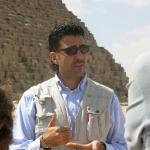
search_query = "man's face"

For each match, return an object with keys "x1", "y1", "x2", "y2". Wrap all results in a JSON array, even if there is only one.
[{"x1": 50, "y1": 35, "x2": 89, "y2": 79}]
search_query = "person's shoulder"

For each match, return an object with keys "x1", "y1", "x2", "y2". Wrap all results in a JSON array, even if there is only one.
[
  {"x1": 88, "y1": 78, "x2": 114, "y2": 93},
  {"x1": 135, "y1": 51, "x2": 150, "y2": 62},
  {"x1": 133, "y1": 51, "x2": 150, "y2": 75},
  {"x1": 24, "y1": 77, "x2": 55, "y2": 96}
]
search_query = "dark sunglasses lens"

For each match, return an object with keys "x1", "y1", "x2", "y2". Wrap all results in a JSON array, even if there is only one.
[
  {"x1": 80, "y1": 45, "x2": 90, "y2": 54},
  {"x1": 65, "y1": 46, "x2": 78, "y2": 55},
  {"x1": 61, "y1": 45, "x2": 90, "y2": 56}
]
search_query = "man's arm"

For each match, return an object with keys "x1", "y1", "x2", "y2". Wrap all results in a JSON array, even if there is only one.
[
  {"x1": 10, "y1": 91, "x2": 41, "y2": 150},
  {"x1": 10, "y1": 90, "x2": 72, "y2": 150},
  {"x1": 104, "y1": 93, "x2": 127, "y2": 150},
  {"x1": 66, "y1": 93, "x2": 127, "y2": 150}
]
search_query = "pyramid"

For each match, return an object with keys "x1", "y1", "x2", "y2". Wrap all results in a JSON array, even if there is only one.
[{"x1": 0, "y1": 0, "x2": 128, "y2": 102}]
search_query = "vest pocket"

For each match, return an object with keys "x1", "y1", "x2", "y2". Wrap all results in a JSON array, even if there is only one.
[
  {"x1": 35, "y1": 113, "x2": 53, "y2": 137},
  {"x1": 35, "y1": 96, "x2": 56, "y2": 138},
  {"x1": 87, "y1": 112, "x2": 105, "y2": 141}
]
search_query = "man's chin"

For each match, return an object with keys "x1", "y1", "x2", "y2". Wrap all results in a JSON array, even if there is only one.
[{"x1": 73, "y1": 71, "x2": 85, "y2": 78}]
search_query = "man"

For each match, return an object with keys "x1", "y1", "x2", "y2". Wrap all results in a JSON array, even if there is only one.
[
  {"x1": 0, "y1": 88, "x2": 13, "y2": 150},
  {"x1": 11, "y1": 22, "x2": 127, "y2": 150},
  {"x1": 125, "y1": 51, "x2": 150, "y2": 150}
]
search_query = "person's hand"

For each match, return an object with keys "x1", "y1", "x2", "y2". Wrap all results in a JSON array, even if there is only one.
[
  {"x1": 41, "y1": 114, "x2": 72, "y2": 148},
  {"x1": 66, "y1": 140, "x2": 105, "y2": 150}
]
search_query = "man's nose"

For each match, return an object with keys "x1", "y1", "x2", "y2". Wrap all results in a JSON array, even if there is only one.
[{"x1": 75, "y1": 49, "x2": 85, "y2": 58}]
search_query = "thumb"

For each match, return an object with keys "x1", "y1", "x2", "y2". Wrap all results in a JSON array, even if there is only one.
[
  {"x1": 48, "y1": 113, "x2": 56, "y2": 127},
  {"x1": 66, "y1": 142, "x2": 92, "y2": 150},
  {"x1": 66, "y1": 142, "x2": 87, "y2": 149}
]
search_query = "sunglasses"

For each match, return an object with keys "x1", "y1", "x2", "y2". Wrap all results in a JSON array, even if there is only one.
[{"x1": 59, "y1": 44, "x2": 90, "y2": 56}]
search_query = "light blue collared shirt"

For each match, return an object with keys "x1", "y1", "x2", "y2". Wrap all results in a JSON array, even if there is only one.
[
  {"x1": 10, "y1": 74, "x2": 127, "y2": 150},
  {"x1": 55, "y1": 74, "x2": 87, "y2": 137}
]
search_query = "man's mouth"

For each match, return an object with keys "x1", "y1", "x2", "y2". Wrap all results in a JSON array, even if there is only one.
[{"x1": 74, "y1": 63, "x2": 85, "y2": 67}]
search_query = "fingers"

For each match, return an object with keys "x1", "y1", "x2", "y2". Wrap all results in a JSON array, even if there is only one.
[
  {"x1": 56, "y1": 126, "x2": 70, "y2": 132},
  {"x1": 49, "y1": 128, "x2": 72, "y2": 146},
  {"x1": 91, "y1": 140, "x2": 104, "y2": 150},
  {"x1": 66, "y1": 142, "x2": 94, "y2": 150},
  {"x1": 56, "y1": 126, "x2": 72, "y2": 142},
  {"x1": 61, "y1": 136, "x2": 72, "y2": 144},
  {"x1": 48, "y1": 113, "x2": 56, "y2": 127},
  {"x1": 45, "y1": 114, "x2": 73, "y2": 147},
  {"x1": 66, "y1": 142, "x2": 86, "y2": 149}
]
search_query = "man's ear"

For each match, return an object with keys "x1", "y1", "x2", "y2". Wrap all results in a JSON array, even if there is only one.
[{"x1": 49, "y1": 52, "x2": 58, "y2": 64}]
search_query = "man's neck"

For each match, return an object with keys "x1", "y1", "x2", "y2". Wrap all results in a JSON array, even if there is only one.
[{"x1": 57, "y1": 74, "x2": 83, "y2": 90}]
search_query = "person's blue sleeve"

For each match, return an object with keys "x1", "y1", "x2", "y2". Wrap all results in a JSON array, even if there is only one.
[
  {"x1": 103, "y1": 93, "x2": 127, "y2": 150},
  {"x1": 10, "y1": 90, "x2": 41, "y2": 150}
]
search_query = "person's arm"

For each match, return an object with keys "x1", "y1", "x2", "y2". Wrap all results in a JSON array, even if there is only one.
[
  {"x1": 10, "y1": 90, "x2": 41, "y2": 150},
  {"x1": 125, "y1": 52, "x2": 150, "y2": 150},
  {"x1": 10, "y1": 90, "x2": 72, "y2": 150},
  {"x1": 104, "y1": 93, "x2": 127, "y2": 150},
  {"x1": 66, "y1": 93, "x2": 127, "y2": 150}
]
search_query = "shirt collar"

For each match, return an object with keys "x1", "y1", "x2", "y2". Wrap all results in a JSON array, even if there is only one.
[{"x1": 55, "y1": 73, "x2": 88, "y2": 92}]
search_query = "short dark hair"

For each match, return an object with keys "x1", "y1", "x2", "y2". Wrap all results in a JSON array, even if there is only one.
[
  {"x1": 0, "y1": 88, "x2": 13, "y2": 149},
  {"x1": 48, "y1": 22, "x2": 85, "y2": 71}
]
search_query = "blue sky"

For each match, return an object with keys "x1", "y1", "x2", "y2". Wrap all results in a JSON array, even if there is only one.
[{"x1": 62, "y1": 0, "x2": 150, "y2": 77}]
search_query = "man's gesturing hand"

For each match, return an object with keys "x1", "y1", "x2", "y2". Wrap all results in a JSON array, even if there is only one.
[
  {"x1": 66, "y1": 140, "x2": 105, "y2": 150},
  {"x1": 41, "y1": 114, "x2": 72, "y2": 148}
]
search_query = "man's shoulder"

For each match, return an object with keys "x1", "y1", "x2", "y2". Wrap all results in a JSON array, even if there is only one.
[
  {"x1": 87, "y1": 78, "x2": 114, "y2": 109},
  {"x1": 88, "y1": 78, "x2": 114, "y2": 94},
  {"x1": 24, "y1": 77, "x2": 55, "y2": 95}
]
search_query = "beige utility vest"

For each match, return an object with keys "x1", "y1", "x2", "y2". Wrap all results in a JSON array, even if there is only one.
[{"x1": 31, "y1": 77, "x2": 113, "y2": 150}]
